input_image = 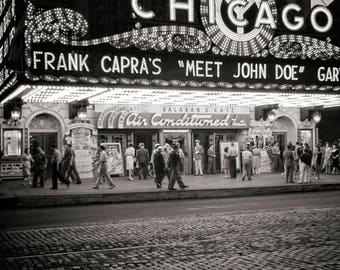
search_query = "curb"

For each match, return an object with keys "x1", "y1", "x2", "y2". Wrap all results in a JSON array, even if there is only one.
[{"x1": 10, "y1": 183, "x2": 340, "y2": 208}]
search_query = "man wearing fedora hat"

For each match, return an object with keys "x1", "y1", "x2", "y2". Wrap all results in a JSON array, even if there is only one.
[{"x1": 136, "y1": 142, "x2": 149, "y2": 180}]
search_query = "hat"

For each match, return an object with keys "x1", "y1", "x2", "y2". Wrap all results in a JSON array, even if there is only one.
[
  {"x1": 154, "y1": 143, "x2": 160, "y2": 148},
  {"x1": 157, "y1": 146, "x2": 163, "y2": 151},
  {"x1": 139, "y1": 143, "x2": 144, "y2": 147},
  {"x1": 195, "y1": 140, "x2": 200, "y2": 143}
]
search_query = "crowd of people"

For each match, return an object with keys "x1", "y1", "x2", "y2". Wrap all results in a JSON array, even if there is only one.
[
  {"x1": 16, "y1": 139, "x2": 340, "y2": 190},
  {"x1": 20, "y1": 142, "x2": 81, "y2": 189},
  {"x1": 120, "y1": 142, "x2": 189, "y2": 190}
]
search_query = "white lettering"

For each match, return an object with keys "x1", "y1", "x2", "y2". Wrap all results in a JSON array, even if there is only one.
[
  {"x1": 282, "y1": 4, "x2": 304, "y2": 31},
  {"x1": 311, "y1": 6, "x2": 333, "y2": 33},
  {"x1": 318, "y1": 67, "x2": 340, "y2": 82},
  {"x1": 169, "y1": 0, "x2": 194, "y2": 23},
  {"x1": 233, "y1": 63, "x2": 267, "y2": 79},
  {"x1": 33, "y1": 51, "x2": 43, "y2": 69},
  {"x1": 254, "y1": 2, "x2": 276, "y2": 29},
  {"x1": 275, "y1": 65, "x2": 298, "y2": 81},
  {"x1": 131, "y1": 0, "x2": 155, "y2": 19},
  {"x1": 79, "y1": 54, "x2": 89, "y2": 72},
  {"x1": 44, "y1": 52, "x2": 55, "y2": 70},
  {"x1": 101, "y1": 55, "x2": 111, "y2": 73}
]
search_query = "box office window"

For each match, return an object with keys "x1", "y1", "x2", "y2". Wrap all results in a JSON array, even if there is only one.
[{"x1": 3, "y1": 129, "x2": 22, "y2": 157}]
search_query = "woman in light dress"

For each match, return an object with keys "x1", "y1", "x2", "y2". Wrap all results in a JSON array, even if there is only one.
[
  {"x1": 323, "y1": 142, "x2": 332, "y2": 174},
  {"x1": 21, "y1": 148, "x2": 34, "y2": 186},
  {"x1": 222, "y1": 147, "x2": 230, "y2": 179},
  {"x1": 252, "y1": 145, "x2": 261, "y2": 175},
  {"x1": 125, "y1": 143, "x2": 135, "y2": 180}
]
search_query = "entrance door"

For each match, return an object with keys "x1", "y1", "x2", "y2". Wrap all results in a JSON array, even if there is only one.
[
  {"x1": 272, "y1": 132, "x2": 286, "y2": 161},
  {"x1": 215, "y1": 133, "x2": 237, "y2": 173},
  {"x1": 30, "y1": 132, "x2": 58, "y2": 179}
]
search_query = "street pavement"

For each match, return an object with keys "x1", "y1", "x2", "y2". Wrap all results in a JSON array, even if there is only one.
[
  {"x1": 0, "y1": 173, "x2": 340, "y2": 207},
  {"x1": 0, "y1": 192, "x2": 339, "y2": 269}
]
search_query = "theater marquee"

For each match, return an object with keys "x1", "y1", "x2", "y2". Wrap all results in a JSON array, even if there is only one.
[{"x1": 24, "y1": 0, "x2": 340, "y2": 90}]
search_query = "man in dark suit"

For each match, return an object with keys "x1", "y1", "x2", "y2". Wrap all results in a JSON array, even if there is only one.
[
  {"x1": 136, "y1": 143, "x2": 149, "y2": 180},
  {"x1": 154, "y1": 146, "x2": 165, "y2": 188},
  {"x1": 168, "y1": 144, "x2": 189, "y2": 191}
]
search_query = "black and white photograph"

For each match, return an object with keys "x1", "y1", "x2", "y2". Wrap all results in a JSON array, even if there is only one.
[{"x1": 0, "y1": 0, "x2": 339, "y2": 269}]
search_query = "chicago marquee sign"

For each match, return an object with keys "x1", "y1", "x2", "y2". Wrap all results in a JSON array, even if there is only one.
[{"x1": 25, "y1": 0, "x2": 340, "y2": 89}]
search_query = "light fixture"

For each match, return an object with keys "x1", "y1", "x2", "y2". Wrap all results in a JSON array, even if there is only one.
[
  {"x1": 77, "y1": 106, "x2": 87, "y2": 122},
  {"x1": 10, "y1": 106, "x2": 21, "y2": 123},
  {"x1": 312, "y1": 111, "x2": 321, "y2": 123},
  {"x1": 267, "y1": 110, "x2": 276, "y2": 122}
]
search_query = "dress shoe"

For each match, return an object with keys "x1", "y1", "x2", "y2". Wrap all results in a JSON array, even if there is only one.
[
  {"x1": 168, "y1": 188, "x2": 177, "y2": 191},
  {"x1": 92, "y1": 186, "x2": 99, "y2": 189},
  {"x1": 75, "y1": 181, "x2": 82, "y2": 184},
  {"x1": 181, "y1": 185, "x2": 189, "y2": 189},
  {"x1": 108, "y1": 185, "x2": 115, "y2": 189},
  {"x1": 241, "y1": 177, "x2": 245, "y2": 181}
]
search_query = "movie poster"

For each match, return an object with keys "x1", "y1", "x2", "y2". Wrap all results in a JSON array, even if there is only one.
[{"x1": 100, "y1": 142, "x2": 124, "y2": 176}]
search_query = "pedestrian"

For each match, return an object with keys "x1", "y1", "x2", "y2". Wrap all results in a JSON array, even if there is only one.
[
  {"x1": 21, "y1": 148, "x2": 34, "y2": 186},
  {"x1": 32, "y1": 146, "x2": 47, "y2": 188},
  {"x1": 150, "y1": 143, "x2": 160, "y2": 178},
  {"x1": 125, "y1": 143, "x2": 135, "y2": 181},
  {"x1": 50, "y1": 144, "x2": 70, "y2": 189},
  {"x1": 154, "y1": 146, "x2": 165, "y2": 188},
  {"x1": 92, "y1": 145, "x2": 115, "y2": 189},
  {"x1": 299, "y1": 147, "x2": 312, "y2": 183},
  {"x1": 283, "y1": 144, "x2": 295, "y2": 183},
  {"x1": 136, "y1": 143, "x2": 149, "y2": 180},
  {"x1": 272, "y1": 142, "x2": 284, "y2": 173},
  {"x1": 193, "y1": 140, "x2": 203, "y2": 176},
  {"x1": 314, "y1": 146, "x2": 323, "y2": 180},
  {"x1": 222, "y1": 147, "x2": 230, "y2": 179},
  {"x1": 330, "y1": 143, "x2": 339, "y2": 174},
  {"x1": 207, "y1": 144, "x2": 216, "y2": 174},
  {"x1": 163, "y1": 143, "x2": 172, "y2": 181},
  {"x1": 242, "y1": 146, "x2": 253, "y2": 181},
  {"x1": 294, "y1": 142, "x2": 302, "y2": 179},
  {"x1": 61, "y1": 143, "x2": 81, "y2": 184},
  {"x1": 252, "y1": 145, "x2": 261, "y2": 175},
  {"x1": 177, "y1": 143, "x2": 185, "y2": 176},
  {"x1": 168, "y1": 144, "x2": 189, "y2": 191},
  {"x1": 323, "y1": 142, "x2": 332, "y2": 174},
  {"x1": 228, "y1": 142, "x2": 238, "y2": 178}
]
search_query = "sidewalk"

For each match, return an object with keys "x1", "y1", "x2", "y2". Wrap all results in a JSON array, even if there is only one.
[{"x1": 1, "y1": 173, "x2": 340, "y2": 208}]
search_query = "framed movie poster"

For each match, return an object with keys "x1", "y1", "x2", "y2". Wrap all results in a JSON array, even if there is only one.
[{"x1": 100, "y1": 142, "x2": 124, "y2": 176}]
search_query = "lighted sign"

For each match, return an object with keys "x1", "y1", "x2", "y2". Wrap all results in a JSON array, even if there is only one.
[{"x1": 24, "y1": 0, "x2": 340, "y2": 89}]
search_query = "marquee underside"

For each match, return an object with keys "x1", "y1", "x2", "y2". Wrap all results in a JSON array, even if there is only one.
[{"x1": 4, "y1": 84, "x2": 340, "y2": 108}]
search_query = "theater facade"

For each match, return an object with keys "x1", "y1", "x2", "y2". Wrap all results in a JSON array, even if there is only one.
[{"x1": 1, "y1": 0, "x2": 340, "y2": 178}]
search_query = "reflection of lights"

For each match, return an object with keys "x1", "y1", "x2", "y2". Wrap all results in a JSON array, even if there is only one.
[{"x1": 312, "y1": 111, "x2": 321, "y2": 123}]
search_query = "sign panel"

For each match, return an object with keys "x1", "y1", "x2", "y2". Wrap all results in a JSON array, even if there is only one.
[
  {"x1": 100, "y1": 142, "x2": 124, "y2": 176},
  {"x1": 24, "y1": 0, "x2": 340, "y2": 89},
  {"x1": 98, "y1": 105, "x2": 250, "y2": 129}
]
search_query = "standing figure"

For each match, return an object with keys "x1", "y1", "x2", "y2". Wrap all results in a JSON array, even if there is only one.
[
  {"x1": 242, "y1": 146, "x2": 253, "y2": 181},
  {"x1": 207, "y1": 144, "x2": 216, "y2": 174},
  {"x1": 272, "y1": 142, "x2": 284, "y2": 173},
  {"x1": 193, "y1": 140, "x2": 203, "y2": 176},
  {"x1": 163, "y1": 143, "x2": 172, "y2": 181},
  {"x1": 92, "y1": 146, "x2": 115, "y2": 189},
  {"x1": 50, "y1": 144, "x2": 69, "y2": 189},
  {"x1": 294, "y1": 142, "x2": 303, "y2": 179},
  {"x1": 150, "y1": 143, "x2": 160, "y2": 178},
  {"x1": 252, "y1": 145, "x2": 261, "y2": 175},
  {"x1": 283, "y1": 144, "x2": 295, "y2": 183},
  {"x1": 136, "y1": 143, "x2": 149, "y2": 180},
  {"x1": 222, "y1": 147, "x2": 230, "y2": 179},
  {"x1": 323, "y1": 142, "x2": 332, "y2": 174},
  {"x1": 330, "y1": 144, "x2": 339, "y2": 174},
  {"x1": 299, "y1": 147, "x2": 312, "y2": 183},
  {"x1": 125, "y1": 143, "x2": 135, "y2": 181},
  {"x1": 229, "y1": 142, "x2": 238, "y2": 178},
  {"x1": 32, "y1": 146, "x2": 47, "y2": 188},
  {"x1": 314, "y1": 146, "x2": 323, "y2": 180},
  {"x1": 154, "y1": 146, "x2": 165, "y2": 188},
  {"x1": 21, "y1": 148, "x2": 34, "y2": 186},
  {"x1": 168, "y1": 144, "x2": 189, "y2": 191},
  {"x1": 61, "y1": 143, "x2": 81, "y2": 184}
]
